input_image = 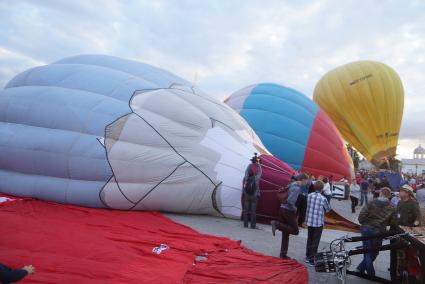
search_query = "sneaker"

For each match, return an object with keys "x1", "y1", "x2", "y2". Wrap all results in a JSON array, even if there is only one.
[
  {"x1": 271, "y1": 220, "x2": 276, "y2": 236},
  {"x1": 307, "y1": 261, "x2": 315, "y2": 267},
  {"x1": 280, "y1": 255, "x2": 291, "y2": 260},
  {"x1": 304, "y1": 257, "x2": 310, "y2": 263}
]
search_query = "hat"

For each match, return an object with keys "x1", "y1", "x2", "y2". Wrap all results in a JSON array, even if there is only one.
[{"x1": 400, "y1": 184, "x2": 416, "y2": 198}]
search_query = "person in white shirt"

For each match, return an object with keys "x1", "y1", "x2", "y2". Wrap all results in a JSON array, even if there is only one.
[
  {"x1": 349, "y1": 179, "x2": 361, "y2": 213},
  {"x1": 322, "y1": 177, "x2": 332, "y2": 204}
]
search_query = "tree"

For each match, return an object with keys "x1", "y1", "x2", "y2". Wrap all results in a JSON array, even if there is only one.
[{"x1": 346, "y1": 144, "x2": 360, "y2": 169}]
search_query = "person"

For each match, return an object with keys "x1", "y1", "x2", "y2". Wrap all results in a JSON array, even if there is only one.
[
  {"x1": 415, "y1": 184, "x2": 425, "y2": 205},
  {"x1": 349, "y1": 179, "x2": 361, "y2": 213},
  {"x1": 357, "y1": 187, "x2": 397, "y2": 276},
  {"x1": 360, "y1": 177, "x2": 369, "y2": 206},
  {"x1": 271, "y1": 173, "x2": 309, "y2": 259},
  {"x1": 242, "y1": 154, "x2": 262, "y2": 229},
  {"x1": 372, "y1": 178, "x2": 381, "y2": 198},
  {"x1": 391, "y1": 192, "x2": 401, "y2": 207},
  {"x1": 305, "y1": 180, "x2": 331, "y2": 265},
  {"x1": 0, "y1": 263, "x2": 34, "y2": 283},
  {"x1": 322, "y1": 177, "x2": 332, "y2": 204},
  {"x1": 395, "y1": 185, "x2": 421, "y2": 283},
  {"x1": 397, "y1": 185, "x2": 421, "y2": 227},
  {"x1": 296, "y1": 175, "x2": 310, "y2": 227}
]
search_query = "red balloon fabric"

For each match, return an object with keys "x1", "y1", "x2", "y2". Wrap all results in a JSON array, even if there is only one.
[
  {"x1": 302, "y1": 110, "x2": 353, "y2": 180},
  {"x1": 0, "y1": 197, "x2": 307, "y2": 283},
  {"x1": 256, "y1": 154, "x2": 297, "y2": 223}
]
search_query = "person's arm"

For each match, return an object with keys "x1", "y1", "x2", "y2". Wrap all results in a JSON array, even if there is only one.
[
  {"x1": 287, "y1": 185, "x2": 300, "y2": 207},
  {"x1": 255, "y1": 163, "x2": 262, "y2": 179},
  {"x1": 0, "y1": 263, "x2": 28, "y2": 283},
  {"x1": 323, "y1": 197, "x2": 331, "y2": 212}
]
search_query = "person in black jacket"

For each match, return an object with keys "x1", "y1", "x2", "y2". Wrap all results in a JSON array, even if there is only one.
[{"x1": 0, "y1": 263, "x2": 34, "y2": 283}]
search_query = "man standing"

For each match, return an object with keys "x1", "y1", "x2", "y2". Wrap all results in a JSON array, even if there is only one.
[
  {"x1": 395, "y1": 185, "x2": 421, "y2": 283},
  {"x1": 397, "y1": 185, "x2": 421, "y2": 227},
  {"x1": 243, "y1": 154, "x2": 262, "y2": 229},
  {"x1": 357, "y1": 187, "x2": 397, "y2": 276},
  {"x1": 360, "y1": 177, "x2": 369, "y2": 206},
  {"x1": 349, "y1": 179, "x2": 361, "y2": 213},
  {"x1": 271, "y1": 173, "x2": 309, "y2": 259},
  {"x1": 305, "y1": 180, "x2": 331, "y2": 265}
]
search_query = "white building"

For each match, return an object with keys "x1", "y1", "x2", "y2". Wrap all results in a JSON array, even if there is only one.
[
  {"x1": 358, "y1": 159, "x2": 375, "y2": 171},
  {"x1": 401, "y1": 145, "x2": 425, "y2": 175}
]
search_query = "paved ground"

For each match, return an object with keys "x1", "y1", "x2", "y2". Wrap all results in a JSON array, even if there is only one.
[{"x1": 167, "y1": 194, "x2": 390, "y2": 284}]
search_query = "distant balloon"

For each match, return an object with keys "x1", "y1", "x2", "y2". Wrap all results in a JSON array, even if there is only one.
[
  {"x1": 225, "y1": 83, "x2": 353, "y2": 180},
  {"x1": 0, "y1": 55, "x2": 295, "y2": 219},
  {"x1": 313, "y1": 61, "x2": 404, "y2": 165}
]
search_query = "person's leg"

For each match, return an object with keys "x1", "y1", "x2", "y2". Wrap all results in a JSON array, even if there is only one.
[
  {"x1": 250, "y1": 196, "x2": 258, "y2": 229},
  {"x1": 354, "y1": 197, "x2": 359, "y2": 208},
  {"x1": 310, "y1": 226, "x2": 323, "y2": 261},
  {"x1": 278, "y1": 208, "x2": 299, "y2": 258},
  {"x1": 357, "y1": 227, "x2": 372, "y2": 274},
  {"x1": 243, "y1": 196, "x2": 250, "y2": 228},
  {"x1": 362, "y1": 227, "x2": 380, "y2": 276},
  {"x1": 365, "y1": 193, "x2": 368, "y2": 205},
  {"x1": 306, "y1": 226, "x2": 314, "y2": 260},
  {"x1": 360, "y1": 192, "x2": 364, "y2": 206},
  {"x1": 298, "y1": 195, "x2": 307, "y2": 226},
  {"x1": 350, "y1": 196, "x2": 356, "y2": 213}
]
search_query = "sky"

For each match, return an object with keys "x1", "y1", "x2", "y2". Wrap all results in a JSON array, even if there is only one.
[{"x1": 0, "y1": 0, "x2": 424, "y2": 159}]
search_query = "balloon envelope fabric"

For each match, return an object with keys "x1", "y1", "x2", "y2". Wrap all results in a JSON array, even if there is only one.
[
  {"x1": 226, "y1": 83, "x2": 353, "y2": 180},
  {"x1": 0, "y1": 197, "x2": 308, "y2": 284},
  {"x1": 313, "y1": 61, "x2": 404, "y2": 166},
  {"x1": 0, "y1": 55, "x2": 300, "y2": 220}
]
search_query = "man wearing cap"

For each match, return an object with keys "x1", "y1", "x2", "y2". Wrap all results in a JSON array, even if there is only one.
[
  {"x1": 394, "y1": 185, "x2": 421, "y2": 282},
  {"x1": 397, "y1": 185, "x2": 421, "y2": 227},
  {"x1": 357, "y1": 187, "x2": 397, "y2": 276}
]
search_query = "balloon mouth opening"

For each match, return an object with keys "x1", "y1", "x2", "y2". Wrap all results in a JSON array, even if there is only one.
[{"x1": 371, "y1": 147, "x2": 396, "y2": 166}]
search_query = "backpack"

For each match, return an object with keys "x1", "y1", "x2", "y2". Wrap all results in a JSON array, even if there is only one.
[{"x1": 244, "y1": 166, "x2": 256, "y2": 195}]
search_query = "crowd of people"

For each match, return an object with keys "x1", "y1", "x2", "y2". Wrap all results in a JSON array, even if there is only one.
[{"x1": 242, "y1": 155, "x2": 424, "y2": 282}]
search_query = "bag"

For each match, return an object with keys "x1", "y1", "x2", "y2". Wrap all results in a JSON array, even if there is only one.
[
  {"x1": 244, "y1": 166, "x2": 256, "y2": 195},
  {"x1": 277, "y1": 185, "x2": 290, "y2": 204}
]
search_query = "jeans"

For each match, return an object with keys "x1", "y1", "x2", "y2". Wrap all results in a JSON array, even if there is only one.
[
  {"x1": 296, "y1": 194, "x2": 307, "y2": 226},
  {"x1": 324, "y1": 194, "x2": 331, "y2": 205},
  {"x1": 350, "y1": 196, "x2": 359, "y2": 213},
  {"x1": 276, "y1": 207, "x2": 299, "y2": 257},
  {"x1": 357, "y1": 226, "x2": 382, "y2": 276},
  {"x1": 243, "y1": 194, "x2": 258, "y2": 228},
  {"x1": 360, "y1": 192, "x2": 368, "y2": 206},
  {"x1": 306, "y1": 226, "x2": 323, "y2": 261}
]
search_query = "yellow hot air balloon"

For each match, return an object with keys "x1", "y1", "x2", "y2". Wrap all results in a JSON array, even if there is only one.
[{"x1": 313, "y1": 61, "x2": 404, "y2": 166}]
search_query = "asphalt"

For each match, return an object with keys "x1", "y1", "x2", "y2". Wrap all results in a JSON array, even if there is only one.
[{"x1": 167, "y1": 194, "x2": 390, "y2": 284}]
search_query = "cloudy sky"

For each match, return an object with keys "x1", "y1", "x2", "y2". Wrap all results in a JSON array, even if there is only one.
[{"x1": 0, "y1": 0, "x2": 423, "y2": 159}]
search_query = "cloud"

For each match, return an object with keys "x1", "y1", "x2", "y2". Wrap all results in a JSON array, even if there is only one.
[{"x1": 0, "y1": 0, "x2": 423, "y2": 158}]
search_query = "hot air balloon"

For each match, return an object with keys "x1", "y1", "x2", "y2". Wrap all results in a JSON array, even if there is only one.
[
  {"x1": 225, "y1": 83, "x2": 353, "y2": 180},
  {"x1": 0, "y1": 55, "x2": 296, "y2": 219},
  {"x1": 313, "y1": 61, "x2": 404, "y2": 166}
]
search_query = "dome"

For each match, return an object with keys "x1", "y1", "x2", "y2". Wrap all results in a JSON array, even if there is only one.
[{"x1": 414, "y1": 145, "x2": 425, "y2": 155}]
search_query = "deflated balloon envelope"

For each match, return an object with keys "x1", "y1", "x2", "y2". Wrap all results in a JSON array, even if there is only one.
[
  {"x1": 313, "y1": 61, "x2": 404, "y2": 166},
  {"x1": 0, "y1": 55, "x2": 295, "y2": 219},
  {"x1": 226, "y1": 83, "x2": 353, "y2": 180}
]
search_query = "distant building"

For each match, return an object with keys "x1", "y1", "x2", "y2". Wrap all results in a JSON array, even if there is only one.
[
  {"x1": 401, "y1": 145, "x2": 425, "y2": 175},
  {"x1": 358, "y1": 159, "x2": 375, "y2": 171}
]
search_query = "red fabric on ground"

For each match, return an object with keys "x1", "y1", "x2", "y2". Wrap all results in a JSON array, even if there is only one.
[{"x1": 0, "y1": 199, "x2": 307, "y2": 283}]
